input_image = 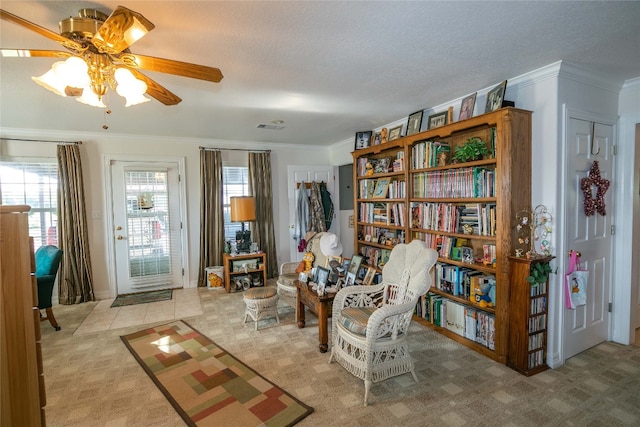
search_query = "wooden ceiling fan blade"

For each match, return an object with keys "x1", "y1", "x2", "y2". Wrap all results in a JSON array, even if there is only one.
[
  {"x1": 127, "y1": 68, "x2": 182, "y2": 105},
  {"x1": 121, "y1": 53, "x2": 223, "y2": 83},
  {"x1": 92, "y1": 6, "x2": 155, "y2": 55},
  {"x1": 0, "y1": 9, "x2": 83, "y2": 52},
  {"x1": 0, "y1": 48, "x2": 72, "y2": 59}
]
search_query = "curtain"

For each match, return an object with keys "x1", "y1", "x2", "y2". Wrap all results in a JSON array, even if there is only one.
[
  {"x1": 56, "y1": 144, "x2": 94, "y2": 304},
  {"x1": 248, "y1": 152, "x2": 278, "y2": 278},
  {"x1": 198, "y1": 149, "x2": 224, "y2": 287}
]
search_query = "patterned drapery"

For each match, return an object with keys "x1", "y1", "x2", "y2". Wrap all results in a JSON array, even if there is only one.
[
  {"x1": 248, "y1": 152, "x2": 278, "y2": 278},
  {"x1": 198, "y1": 149, "x2": 224, "y2": 287},
  {"x1": 56, "y1": 144, "x2": 94, "y2": 304}
]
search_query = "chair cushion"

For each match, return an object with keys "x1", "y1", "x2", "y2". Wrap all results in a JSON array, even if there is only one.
[
  {"x1": 245, "y1": 286, "x2": 277, "y2": 300},
  {"x1": 339, "y1": 306, "x2": 376, "y2": 336},
  {"x1": 277, "y1": 273, "x2": 298, "y2": 288}
]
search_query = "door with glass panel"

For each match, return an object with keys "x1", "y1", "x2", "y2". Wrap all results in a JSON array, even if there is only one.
[{"x1": 110, "y1": 161, "x2": 184, "y2": 295}]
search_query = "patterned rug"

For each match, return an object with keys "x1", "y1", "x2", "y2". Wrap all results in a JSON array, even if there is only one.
[
  {"x1": 120, "y1": 320, "x2": 313, "y2": 426},
  {"x1": 111, "y1": 289, "x2": 173, "y2": 308}
]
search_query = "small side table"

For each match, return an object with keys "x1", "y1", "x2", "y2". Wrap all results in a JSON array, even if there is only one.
[{"x1": 223, "y1": 252, "x2": 267, "y2": 293}]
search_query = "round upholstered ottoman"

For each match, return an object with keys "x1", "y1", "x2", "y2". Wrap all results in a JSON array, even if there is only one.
[{"x1": 242, "y1": 287, "x2": 279, "y2": 330}]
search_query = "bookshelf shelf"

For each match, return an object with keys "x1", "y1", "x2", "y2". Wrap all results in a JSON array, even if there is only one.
[{"x1": 352, "y1": 107, "x2": 532, "y2": 365}]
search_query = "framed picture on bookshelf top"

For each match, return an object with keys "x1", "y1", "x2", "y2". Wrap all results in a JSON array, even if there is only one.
[
  {"x1": 354, "y1": 131, "x2": 372, "y2": 150},
  {"x1": 406, "y1": 110, "x2": 423, "y2": 136},
  {"x1": 428, "y1": 111, "x2": 448, "y2": 129},
  {"x1": 458, "y1": 92, "x2": 477, "y2": 121},
  {"x1": 388, "y1": 125, "x2": 403, "y2": 141},
  {"x1": 484, "y1": 80, "x2": 507, "y2": 113},
  {"x1": 373, "y1": 178, "x2": 390, "y2": 198}
]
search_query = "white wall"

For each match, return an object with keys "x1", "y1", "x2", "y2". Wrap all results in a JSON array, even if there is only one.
[{"x1": 0, "y1": 130, "x2": 330, "y2": 299}]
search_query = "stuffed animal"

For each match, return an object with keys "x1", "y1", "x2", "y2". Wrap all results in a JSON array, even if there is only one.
[
  {"x1": 364, "y1": 162, "x2": 374, "y2": 176},
  {"x1": 474, "y1": 280, "x2": 494, "y2": 308}
]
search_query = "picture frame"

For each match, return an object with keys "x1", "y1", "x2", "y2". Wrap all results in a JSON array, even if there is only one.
[
  {"x1": 362, "y1": 267, "x2": 376, "y2": 286},
  {"x1": 428, "y1": 111, "x2": 448, "y2": 129},
  {"x1": 315, "y1": 266, "x2": 330, "y2": 287},
  {"x1": 388, "y1": 125, "x2": 403, "y2": 141},
  {"x1": 406, "y1": 110, "x2": 423, "y2": 136},
  {"x1": 355, "y1": 131, "x2": 372, "y2": 150},
  {"x1": 458, "y1": 92, "x2": 477, "y2": 121},
  {"x1": 373, "y1": 178, "x2": 390, "y2": 198},
  {"x1": 372, "y1": 131, "x2": 382, "y2": 146},
  {"x1": 345, "y1": 272, "x2": 356, "y2": 287},
  {"x1": 341, "y1": 258, "x2": 351, "y2": 274},
  {"x1": 347, "y1": 254, "x2": 363, "y2": 277},
  {"x1": 484, "y1": 80, "x2": 507, "y2": 113},
  {"x1": 324, "y1": 255, "x2": 342, "y2": 268},
  {"x1": 373, "y1": 157, "x2": 390, "y2": 174}
]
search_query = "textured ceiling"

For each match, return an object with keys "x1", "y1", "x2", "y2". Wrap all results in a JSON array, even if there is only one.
[{"x1": 1, "y1": 1, "x2": 639, "y2": 146}]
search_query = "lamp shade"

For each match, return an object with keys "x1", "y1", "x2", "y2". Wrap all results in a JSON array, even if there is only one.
[{"x1": 230, "y1": 196, "x2": 256, "y2": 222}]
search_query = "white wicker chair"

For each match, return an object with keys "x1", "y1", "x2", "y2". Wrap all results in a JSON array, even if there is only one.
[
  {"x1": 276, "y1": 232, "x2": 329, "y2": 301},
  {"x1": 329, "y1": 240, "x2": 438, "y2": 406}
]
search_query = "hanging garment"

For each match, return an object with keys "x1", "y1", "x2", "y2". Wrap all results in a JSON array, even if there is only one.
[
  {"x1": 293, "y1": 181, "x2": 309, "y2": 245},
  {"x1": 319, "y1": 181, "x2": 334, "y2": 230},
  {"x1": 308, "y1": 182, "x2": 326, "y2": 232}
]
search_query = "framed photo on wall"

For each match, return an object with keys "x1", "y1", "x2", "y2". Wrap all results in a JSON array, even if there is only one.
[
  {"x1": 428, "y1": 111, "x2": 448, "y2": 129},
  {"x1": 355, "y1": 131, "x2": 372, "y2": 150},
  {"x1": 406, "y1": 110, "x2": 423, "y2": 136},
  {"x1": 484, "y1": 80, "x2": 507, "y2": 113},
  {"x1": 458, "y1": 92, "x2": 477, "y2": 121}
]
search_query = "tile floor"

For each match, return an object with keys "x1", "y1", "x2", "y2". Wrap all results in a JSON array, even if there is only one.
[{"x1": 73, "y1": 288, "x2": 203, "y2": 335}]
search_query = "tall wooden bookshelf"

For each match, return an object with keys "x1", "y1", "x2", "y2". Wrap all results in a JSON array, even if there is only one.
[{"x1": 352, "y1": 108, "x2": 532, "y2": 364}]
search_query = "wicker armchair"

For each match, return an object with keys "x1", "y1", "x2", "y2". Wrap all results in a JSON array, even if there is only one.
[
  {"x1": 329, "y1": 240, "x2": 438, "y2": 406},
  {"x1": 276, "y1": 232, "x2": 329, "y2": 301}
]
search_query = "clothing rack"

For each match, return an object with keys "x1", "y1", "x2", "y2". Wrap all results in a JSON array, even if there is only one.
[{"x1": 296, "y1": 180, "x2": 325, "y2": 189}]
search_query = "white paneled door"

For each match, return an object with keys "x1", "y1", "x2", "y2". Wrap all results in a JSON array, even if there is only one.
[
  {"x1": 563, "y1": 117, "x2": 615, "y2": 360},
  {"x1": 110, "y1": 161, "x2": 184, "y2": 295}
]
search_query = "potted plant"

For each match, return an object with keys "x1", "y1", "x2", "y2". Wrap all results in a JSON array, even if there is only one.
[
  {"x1": 526, "y1": 261, "x2": 553, "y2": 285},
  {"x1": 453, "y1": 137, "x2": 490, "y2": 163}
]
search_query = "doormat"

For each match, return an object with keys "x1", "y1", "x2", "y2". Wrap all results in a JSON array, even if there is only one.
[
  {"x1": 121, "y1": 320, "x2": 314, "y2": 427},
  {"x1": 111, "y1": 289, "x2": 173, "y2": 308}
]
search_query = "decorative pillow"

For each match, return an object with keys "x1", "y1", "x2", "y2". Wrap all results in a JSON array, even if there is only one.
[{"x1": 339, "y1": 307, "x2": 376, "y2": 336}]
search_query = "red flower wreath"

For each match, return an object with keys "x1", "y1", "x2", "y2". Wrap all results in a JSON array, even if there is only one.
[{"x1": 580, "y1": 161, "x2": 610, "y2": 216}]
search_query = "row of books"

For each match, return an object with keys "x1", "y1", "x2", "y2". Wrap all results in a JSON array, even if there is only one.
[
  {"x1": 530, "y1": 281, "x2": 547, "y2": 297},
  {"x1": 412, "y1": 166, "x2": 495, "y2": 198},
  {"x1": 529, "y1": 331, "x2": 545, "y2": 350},
  {"x1": 530, "y1": 297, "x2": 546, "y2": 315},
  {"x1": 416, "y1": 293, "x2": 495, "y2": 350},
  {"x1": 410, "y1": 140, "x2": 450, "y2": 169},
  {"x1": 529, "y1": 314, "x2": 546, "y2": 333},
  {"x1": 409, "y1": 201, "x2": 497, "y2": 236},
  {"x1": 359, "y1": 202, "x2": 405, "y2": 226},
  {"x1": 358, "y1": 178, "x2": 406, "y2": 199},
  {"x1": 434, "y1": 263, "x2": 496, "y2": 307},
  {"x1": 529, "y1": 349, "x2": 545, "y2": 369},
  {"x1": 459, "y1": 203, "x2": 496, "y2": 236},
  {"x1": 356, "y1": 152, "x2": 404, "y2": 177}
]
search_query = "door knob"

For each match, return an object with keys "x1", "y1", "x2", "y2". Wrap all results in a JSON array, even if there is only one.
[
  {"x1": 116, "y1": 226, "x2": 122, "y2": 230},
  {"x1": 116, "y1": 235, "x2": 124, "y2": 240}
]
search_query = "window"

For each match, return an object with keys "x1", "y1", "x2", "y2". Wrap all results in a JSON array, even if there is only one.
[
  {"x1": 0, "y1": 161, "x2": 58, "y2": 250},
  {"x1": 223, "y1": 166, "x2": 249, "y2": 241}
]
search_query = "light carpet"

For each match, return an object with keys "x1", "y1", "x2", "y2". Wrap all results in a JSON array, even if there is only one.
[{"x1": 121, "y1": 319, "x2": 314, "y2": 427}]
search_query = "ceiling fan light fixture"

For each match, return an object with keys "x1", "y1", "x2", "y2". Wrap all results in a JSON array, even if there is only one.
[
  {"x1": 115, "y1": 67, "x2": 150, "y2": 106},
  {"x1": 31, "y1": 61, "x2": 69, "y2": 96},
  {"x1": 76, "y1": 87, "x2": 106, "y2": 108}
]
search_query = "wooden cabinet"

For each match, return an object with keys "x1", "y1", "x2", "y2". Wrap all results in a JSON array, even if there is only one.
[
  {"x1": 507, "y1": 256, "x2": 553, "y2": 376},
  {"x1": 223, "y1": 252, "x2": 267, "y2": 292},
  {"x1": 1, "y1": 205, "x2": 46, "y2": 426},
  {"x1": 352, "y1": 108, "x2": 532, "y2": 365}
]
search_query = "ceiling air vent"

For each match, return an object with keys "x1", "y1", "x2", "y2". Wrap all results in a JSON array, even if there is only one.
[{"x1": 256, "y1": 124, "x2": 285, "y2": 130}]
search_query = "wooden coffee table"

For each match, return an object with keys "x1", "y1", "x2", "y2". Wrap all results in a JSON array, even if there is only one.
[{"x1": 294, "y1": 280, "x2": 336, "y2": 353}]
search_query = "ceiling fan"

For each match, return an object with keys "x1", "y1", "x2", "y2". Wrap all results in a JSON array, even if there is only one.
[{"x1": 0, "y1": 5, "x2": 224, "y2": 106}]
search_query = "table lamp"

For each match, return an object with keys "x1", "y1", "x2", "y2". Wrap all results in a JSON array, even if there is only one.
[{"x1": 230, "y1": 196, "x2": 256, "y2": 253}]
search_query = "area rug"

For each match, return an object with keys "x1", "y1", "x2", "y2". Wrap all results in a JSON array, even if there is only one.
[
  {"x1": 111, "y1": 289, "x2": 173, "y2": 308},
  {"x1": 120, "y1": 320, "x2": 314, "y2": 426}
]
